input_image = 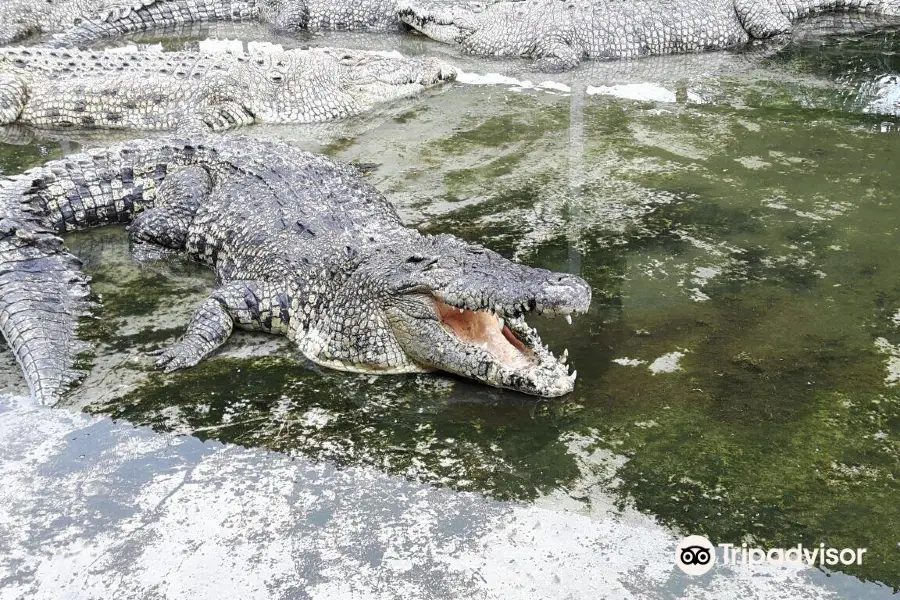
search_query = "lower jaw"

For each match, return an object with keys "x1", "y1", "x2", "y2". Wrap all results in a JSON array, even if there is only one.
[{"x1": 430, "y1": 299, "x2": 576, "y2": 395}]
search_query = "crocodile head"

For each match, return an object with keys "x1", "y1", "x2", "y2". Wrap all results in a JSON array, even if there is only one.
[
  {"x1": 245, "y1": 48, "x2": 456, "y2": 123},
  {"x1": 398, "y1": 0, "x2": 530, "y2": 53},
  {"x1": 302, "y1": 234, "x2": 591, "y2": 397},
  {"x1": 398, "y1": 0, "x2": 486, "y2": 45}
]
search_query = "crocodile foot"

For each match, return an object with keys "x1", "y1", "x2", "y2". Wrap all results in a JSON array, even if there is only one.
[{"x1": 149, "y1": 340, "x2": 210, "y2": 373}]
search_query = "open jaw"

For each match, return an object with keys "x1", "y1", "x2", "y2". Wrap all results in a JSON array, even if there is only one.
[{"x1": 396, "y1": 291, "x2": 587, "y2": 398}]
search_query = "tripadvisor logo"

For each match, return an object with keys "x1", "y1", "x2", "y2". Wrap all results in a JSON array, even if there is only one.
[
  {"x1": 675, "y1": 535, "x2": 716, "y2": 576},
  {"x1": 675, "y1": 535, "x2": 868, "y2": 576}
]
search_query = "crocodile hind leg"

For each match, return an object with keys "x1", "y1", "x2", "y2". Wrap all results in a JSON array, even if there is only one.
[
  {"x1": 734, "y1": 0, "x2": 792, "y2": 39},
  {"x1": 0, "y1": 74, "x2": 26, "y2": 125},
  {"x1": 129, "y1": 165, "x2": 212, "y2": 256},
  {"x1": 152, "y1": 280, "x2": 291, "y2": 372}
]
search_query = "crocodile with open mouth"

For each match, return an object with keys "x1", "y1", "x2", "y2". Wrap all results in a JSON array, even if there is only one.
[
  {"x1": 0, "y1": 46, "x2": 455, "y2": 131},
  {"x1": 398, "y1": 0, "x2": 900, "y2": 70},
  {"x1": 0, "y1": 136, "x2": 590, "y2": 405}
]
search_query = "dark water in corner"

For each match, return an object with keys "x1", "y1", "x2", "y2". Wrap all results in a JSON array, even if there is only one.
[{"x1": 0, "y1": 26, "x2": 899, "y2": 595}]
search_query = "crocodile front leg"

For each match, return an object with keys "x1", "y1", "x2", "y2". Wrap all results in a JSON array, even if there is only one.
[
  {"x1": 172, "y1": 102, "x2": 257, "y2": 134},
  {"x1": 533, "y1": 38, "x2": 583, "y2": 72},
  {"x1": 129, "y1": 165, "x2": 212, "y2": 251},
  {"x1": 0, "y1": 74, "x2": 27, "y2": 125},
  {"x1": 153, "y1": 280, "x2": 291, "y2": 372}
]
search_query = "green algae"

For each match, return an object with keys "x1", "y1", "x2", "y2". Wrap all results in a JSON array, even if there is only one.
[
  {"x1": 91, "y1": 355, "x2": 582, "y2": 501},
  {"x1": 320, "y1": 136, "x2": 357, "y2": 157},
  {"x1": 392, "y1": 105, "x2": 429, "y2": 124},
  {"x1": 0, "y1": 138, "x2": 71, "y2": 174},
  {"x1": 431, "y1": 101, "x2": 568, "y2": 153}
]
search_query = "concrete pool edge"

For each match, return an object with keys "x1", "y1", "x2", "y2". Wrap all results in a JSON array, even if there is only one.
[{"x1": 0, "y1": 395, "x2": 884, "y2": 600}]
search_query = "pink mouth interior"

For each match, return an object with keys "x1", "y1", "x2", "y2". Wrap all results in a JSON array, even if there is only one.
[{"x1": 435, "y1": 298, "x2": 534, "y2": 370}]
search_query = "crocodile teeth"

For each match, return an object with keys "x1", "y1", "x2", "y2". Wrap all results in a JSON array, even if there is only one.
[
  {"x1": 566, "y1": 314, "x2": 572, "y2": 325},
  {"x1": 560, "y1": 348, "x2": 568, "y2": 364}
]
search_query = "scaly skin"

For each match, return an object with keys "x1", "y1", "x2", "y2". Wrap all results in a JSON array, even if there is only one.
[
  {"x1": 0, "y1": 0, "x2": 258, "y2": 44},
  {"x1": 398, "y1": 0, "x2": 900, "y2": 69},
  {"x1": 40, "y1": 0, "x2": 447, "y2": 47},
  {"x1": 0, "y1": 46, "x2": 455, "y2": 131},
  {"x1": 0, "y1": 136, "x2": 590, "y2": 405}
]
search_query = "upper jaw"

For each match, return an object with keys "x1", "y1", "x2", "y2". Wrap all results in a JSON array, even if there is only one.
[
  {"x1": 432, "y1": 272, "x2": 593, "y2": 319},
  {"x1": 396, "y1": 0, "x2": 478, "y2": 43},
  {"x1": 342, "y1": 57, "x2": 456, "y2": 112},
  {"x1": 338, "y1": 51, "x2": 457, "y2": 95},
  {"x1": 375, "y1": 57, "x2": 458, "y2": 87}
]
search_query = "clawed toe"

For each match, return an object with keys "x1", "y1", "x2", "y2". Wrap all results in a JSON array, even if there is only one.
[{"x1": 149, "y1": 342, "x2": 203, "y2": 372}]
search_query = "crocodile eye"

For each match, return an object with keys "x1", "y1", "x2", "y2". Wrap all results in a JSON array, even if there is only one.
[
  {"x1": 340, "y1": 54, "x2": 367, "y2": 66},
  {"x1": 407, "y1": 255, "x2": 439, "y2": 269},
  {"x1": 269, "y1": 73, "x2": 284, "y2": 83}
]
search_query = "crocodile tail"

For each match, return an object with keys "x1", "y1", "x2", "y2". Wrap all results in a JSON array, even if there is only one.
[
  {"x1": 0, "y1": 175, "x2": 95, "y2": 404},
  {"x1": 44, "y1": 0, "x2": 261, "y2": 48},
  {"x1": 0, "y1": 140, "x2": 196, "y2": 403},
  {"x1": 0, "y1": 218, "x2": 93, "y2": 404}
]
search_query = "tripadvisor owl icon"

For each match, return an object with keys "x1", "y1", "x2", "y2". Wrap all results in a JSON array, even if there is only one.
[{"x1": 676, "y1": 535, "x2": 716, "y2": 576}]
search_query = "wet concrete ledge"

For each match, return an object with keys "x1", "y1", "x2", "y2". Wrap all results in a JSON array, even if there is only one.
[{"x1": 0, "y1": 395, "x2": 871, "y2": 600}]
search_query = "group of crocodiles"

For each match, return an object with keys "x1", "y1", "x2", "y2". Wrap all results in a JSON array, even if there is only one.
[{"x1": 1, "y1": 0, "x2": 899, "y2": 404}]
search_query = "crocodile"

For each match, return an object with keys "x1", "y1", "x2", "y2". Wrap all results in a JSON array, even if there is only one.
[
  {"x1": 398, "y1": 0, "x2": 900, "y2": 69},
  {"x1": 29, "y1": 0, "x2": 486, "y2": 48},
  {"x1": 0, "y1": 46, "x2": 454, "y2": 131},
  {"x1": 0, "y1": 136, "x2": 590, "y2": 405},
  {"x1": 0, "y1": 0, "x2": 404, "y2": 45}
]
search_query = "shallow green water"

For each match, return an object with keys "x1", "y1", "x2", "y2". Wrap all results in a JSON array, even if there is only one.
[{"x1": 1, "y1": 31, "x2": 899, "y2": 593}]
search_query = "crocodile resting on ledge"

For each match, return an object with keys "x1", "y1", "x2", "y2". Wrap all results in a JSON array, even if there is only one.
[
  {"x1": 1, "y1": 0, "x2": 408, "y2": 45},
  {"x1": 0, "y1": 136, "x2": 590, "y2": 405},
  {"x1": 399, "y1": 0, "x2": 900, "y2": 69},
  {"x1": 0, "y1": 46, "x2": 454, "y2": 131},
  {"x1": 17, "y1": 0, "x2": 493, "y2": 48}
]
